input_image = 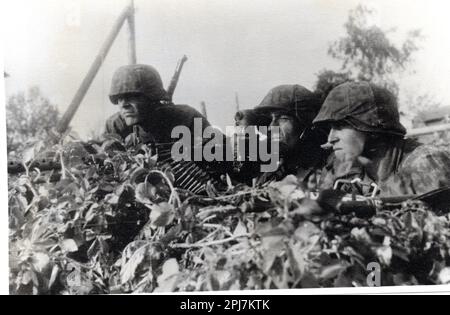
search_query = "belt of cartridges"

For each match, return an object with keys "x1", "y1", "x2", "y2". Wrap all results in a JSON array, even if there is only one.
[{"x1": 153, "y1": 144, "x2": 216, "y2": 195}]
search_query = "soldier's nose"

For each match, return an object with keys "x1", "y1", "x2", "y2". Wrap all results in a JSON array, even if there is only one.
[
  {"x1": 269, "y1": 118, "x2": 279, "y2": 128},
  {"x1": 119, "y1": 100, "x2": 131, "y2": 109},
  {"x1": 328, "y1": 129, "x2": 339, "y2": 144}
]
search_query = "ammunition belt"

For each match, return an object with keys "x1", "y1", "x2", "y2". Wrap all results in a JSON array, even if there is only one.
[{"x1": 154, "y1": 145, "x2": 217, "y2": 195}]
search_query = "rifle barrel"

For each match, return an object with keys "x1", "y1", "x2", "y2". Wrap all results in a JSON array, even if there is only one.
[{"x1": 167, "y1": 55, "x2": 188, "y2": 101}]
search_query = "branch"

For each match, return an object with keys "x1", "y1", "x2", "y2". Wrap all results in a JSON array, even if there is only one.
[
  {"x1": 196, "y1": 205, "x2": 238, "y2": 220},
  {"x1": 171, "y1": 234, "x2": 250, "y2": 249}
]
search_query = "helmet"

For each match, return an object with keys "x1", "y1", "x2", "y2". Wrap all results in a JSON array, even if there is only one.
[
  {"x1": 313, "y1": 81, "x2": 406, "y2": 136},
  {"x1": 254, "y1": 85, "x2": 321, "y2": 125},
  {"x1": 109, "y1": 64, "x2": 168, "y2": 104}
]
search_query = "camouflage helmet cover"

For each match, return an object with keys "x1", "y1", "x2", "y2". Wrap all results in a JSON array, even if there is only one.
[
  {"x1": 109, "y1": 64, "x2": 168, "y2": 104},
  {"x1": 313, "y1": 81, "x2": 407, "y2": 136},
  {"x1": 254, "y1": 84, "x2": 321, "y2": 125}
]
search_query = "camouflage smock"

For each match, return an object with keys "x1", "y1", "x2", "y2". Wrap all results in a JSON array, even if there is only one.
[{"x1": 318, "y1": 138, "x2": 450, "y2": 197}]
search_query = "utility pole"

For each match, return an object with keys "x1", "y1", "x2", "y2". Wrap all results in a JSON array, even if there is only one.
[
  {"x1": 235, "y1": 92, "x2": 240, "y2": 112},
  {"x1": 56, "y1": 1, "x2": 136, "y2": 135},
  {"x1": 201, "y1": 101, "x2": 208, "y2": 119},
  {"x1": 127, "y1": 0, "x2": 137, "y2": 65}
]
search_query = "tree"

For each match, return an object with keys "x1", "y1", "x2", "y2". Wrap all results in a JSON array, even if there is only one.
[
  {"x1": 314, "y1": 70, "x2": 352, "y2": 103},
  {"x1": 6, "y1": 86, "x2": 60, "y2": 157},
  {"x1": 316, "y1": 4, "x2": 422, "y2": 97}
]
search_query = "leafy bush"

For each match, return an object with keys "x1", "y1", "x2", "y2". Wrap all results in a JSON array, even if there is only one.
[
  {"x1": 6, "y1": 87, "x2": 60, "y2": 159},
  {"x1": 8, "y1": 137, "x2": 450, "y2": 294}
]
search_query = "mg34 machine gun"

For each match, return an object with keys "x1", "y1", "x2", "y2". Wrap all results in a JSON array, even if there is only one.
[{"x1": 314, "y1": 179, "x2": 450, "y2": 217}]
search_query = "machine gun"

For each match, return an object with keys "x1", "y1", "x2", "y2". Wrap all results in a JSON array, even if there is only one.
[{"x1": 315, "y1": 181, "x2": 450, "y2": 217}]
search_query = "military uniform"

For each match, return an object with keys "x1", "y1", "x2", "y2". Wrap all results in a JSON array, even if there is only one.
[
  {"x1": 314, "y1": 81, "x2": 450, "y2": 197},
  {"x1": 105, "y1": 104, "x2": 210, "y2": 146},
  {"x1": 234, "y1": 84, "x2": 328, "y2": 186},
  {"x1": 318, "y1": 139, "x2": 450, "y2": 196},
  {"x1": 104, "y1": 64, "x2": 231, "y2": 188},
  {"x1": 104, "y1": 64, "x2": 211, "y2": 146}
]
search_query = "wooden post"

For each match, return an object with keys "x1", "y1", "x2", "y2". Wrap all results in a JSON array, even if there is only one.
[
  {"x1": 56, "y1": 4, "x2": 133, "y2": 134},
  {"x1": 235, "y1": 92, "x2": 240, "y2": 112},
  {"x1": 127, "y1": 0, "x2": 137, "y2": 64},
  {"x1": 201, "y1": 101, "x2": 208, "y2": 119}
]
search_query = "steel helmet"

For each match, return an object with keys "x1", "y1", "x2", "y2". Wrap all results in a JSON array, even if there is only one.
[
  {"x1": 254, "y1": 84, "x2": 321, "y2": 126},
  {"x1": 109, "y1": 64, "x2": 168, "y2": 104},
  {"x1": 313, "y1": 81, "x2": 407, "y2": 136}
]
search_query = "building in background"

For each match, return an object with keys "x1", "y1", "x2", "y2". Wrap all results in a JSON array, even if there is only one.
[
  {"x1": 413, "y1": 106, "x2": 450, "y2": 128},
  {"x1": 410, "y1": 106, "x2": 450, "y2": 144}
]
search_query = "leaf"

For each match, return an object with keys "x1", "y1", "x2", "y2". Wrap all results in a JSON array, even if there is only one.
[
  {"x1": 66, "y1": 270, "x2": 94, "y2": 295},
  {"x1": 22, "y1": 146, "x2": 36, "y2": 164},
  {"x1": 269, "y1": 175, "x2": 306, "y2": 201},
  {"x1": 376, "y1": 245, "x2": 393, "y2": 266},
  {"x1": 84, "y1": 203, "x2": 99, "y2": 223},
  {"x1": 21, "y1": 270, "x2": 33, "y2": 285},
  {"x1": 319, "y1": 263, "x2": 349, "y2": 280},
  {"x1": 226, "y1": 174, "x2": 233, "y2": 190},
  {"x1": 120, "y1": 247, "x2": 147, "y2": 284},
  {"x1": 149, "y1": 202, "x2": 175, "y2": 228},
  {"x1": 135, "y1": 183, "x2": 157, "y2": 204},
  {"x1": 31, "y1": 252, "x2": 50, "y2": 273},
  {"x1": 155, "y1": 258, "x2": 180, "y2": 292},
  {"x1": 48, "y1": 265, "x2": 59, "y2": 290},
  {"x1": 148, "y1": 154, "x2": 158, "y2": 168},
  {"x1": 439, "y1": 268, "x2": 450, "y2": 284},
  {"x1": 160, "y1": 259, "x2": 179, "y2": 279},
  {"x1": 233, "y1": 220, "x2": 247, "y2": 237},
  {"x1": 261, "y1": 234, "x2": 286, "y2": 272},
  {"x1": 60, "y1": 239, "x2": 78, "y2": 253},
  {"x1": 294, "y1": 222, "x2": 322, "y2": 245},
  {"x1": 104, "y1": 193, "x2": 119, "y2": 205},
  {"x1": 351, "y1": 227, "x2": 373, "y2": 244}
]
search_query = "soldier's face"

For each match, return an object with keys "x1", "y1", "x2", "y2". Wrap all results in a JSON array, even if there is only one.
[
  {"x1": 118, "y1": 95, "x2": 149, "y2": 126},
  {"x1": 269, "y1": 112, "x2": 302, "y2": 152},
  {"x1": 327, "y1": 125, "x2": 367, "y2": 162}
]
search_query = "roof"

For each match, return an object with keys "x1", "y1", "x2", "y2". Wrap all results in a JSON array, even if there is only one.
[{"x1": 414, "y1": 107, "x2": 450, "y2": 124}]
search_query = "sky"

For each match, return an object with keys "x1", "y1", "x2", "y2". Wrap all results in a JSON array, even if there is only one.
[{"x1": 3, "y1": 0, "x2": 450, "y2": 138}]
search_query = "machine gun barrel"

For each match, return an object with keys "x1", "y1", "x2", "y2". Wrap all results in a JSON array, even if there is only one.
[{"x1": 319, "y1": 187, "x2": 450, "y2": 217}]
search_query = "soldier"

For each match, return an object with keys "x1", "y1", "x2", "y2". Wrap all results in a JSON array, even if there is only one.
[
  {"x1": 104, "y1": 64, "x2": 211, "y2": 148},
  {"x1": 313, "y1": 81, "x2": 450, "y2": 197},
  {"x1": 234, "y1": 84, "x2": 328, "y2": 187},
  {"x1": 104, "y1": 64, "x2": 236, "y2": 193}
]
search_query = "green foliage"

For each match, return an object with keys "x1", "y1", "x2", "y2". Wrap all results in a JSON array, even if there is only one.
[
  {"x1": 318, "y1": 4, "x2": 422, "y2": 96},
  {"x1": 314, "y1": 70, "x2": 352, "y2": 102},
  {"x1": 8, "y1": 137, "x2": 450, "y2": 294},
  {"x1": 6, "y1": 87, "x2": 60, "y2": 159}
]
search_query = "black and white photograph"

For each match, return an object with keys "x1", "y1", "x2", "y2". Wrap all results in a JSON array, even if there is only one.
[{"x1": 2, "y1": 0, "x2": 450, "y2": 296}]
